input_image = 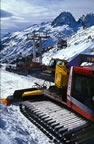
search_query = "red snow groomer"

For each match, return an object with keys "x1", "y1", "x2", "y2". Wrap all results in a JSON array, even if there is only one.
[
  {"x1": 6, "y1": 55, "x2": 45, "y2": 74},
  {"x1": 1, "y1": 54, "x2": 94, "y2": 143}
]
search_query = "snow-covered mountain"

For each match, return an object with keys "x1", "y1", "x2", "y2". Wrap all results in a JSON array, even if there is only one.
[
  {"x1": 42, "y1": 26, "x2": 94, "y2": 65},
  {"x1": 0, "y1": 12, "x2": 94, "y2": 64},
  {"x1": 51, "y1": 12, "x2": 77, "y2": 27},
  {"x1": 78, "y1": 13, "x2": 94, "y2": 27}
]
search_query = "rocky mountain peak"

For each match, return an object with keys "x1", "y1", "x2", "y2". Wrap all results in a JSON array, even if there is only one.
[
  {"x1": 51, "y1": 12, "x2": 77, "y2": 27},
  {"x1": 78, "y1": 13, "x2": 94, "y2": 28}
]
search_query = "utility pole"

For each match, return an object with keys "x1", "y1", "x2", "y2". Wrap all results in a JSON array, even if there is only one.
[{"x1": 26, "y1": 31, "x2": 50, "y2": 64}]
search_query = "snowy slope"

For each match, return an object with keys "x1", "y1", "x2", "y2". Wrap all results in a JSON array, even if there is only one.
[
  {"x1": 1, "y1": 12, "x2": 94, "y2": 63},
  {"x1": 0, "y1": 68, "x2": 53, "y2": 144},
  {"x1": 0, "y1": 22, "x2": 76, "y2": 63},
  {"x1": 42, "y1": 26, "x2": 94, "y2": 65}
]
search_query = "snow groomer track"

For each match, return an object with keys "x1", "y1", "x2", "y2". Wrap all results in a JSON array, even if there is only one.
[{"x1": 20, "y1": 100, "x2": 94, "y2": 144}]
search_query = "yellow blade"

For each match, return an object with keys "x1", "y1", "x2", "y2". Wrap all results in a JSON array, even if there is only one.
[
  {"x1": 22, "y1": 90, "x2": 43, "y2": 97},
  {"x1": 0, "y1": 98, "x2": 8, "y2": 105},
  {"x1": 0, "y1": 98, "x2": 12, "y2": 106}
]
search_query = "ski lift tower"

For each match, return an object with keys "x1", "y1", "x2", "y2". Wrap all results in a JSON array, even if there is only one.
[{"x1": 27, "y1": 31, "x2": 50, "y2": 64}]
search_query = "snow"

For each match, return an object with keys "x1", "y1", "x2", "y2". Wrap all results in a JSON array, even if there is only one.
[{"x1": 0, "y1": 68, "x2": 53, "y2": 144}]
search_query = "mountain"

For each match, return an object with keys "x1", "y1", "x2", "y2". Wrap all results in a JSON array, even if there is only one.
[
  {"x1": 0, "y1": 12, "x2": 94, "y2": 64},
  {"x1": 51, "y1": 12, "x2": 77, "y2": 27},
  {"x1": 42, "y1": 26, "x2": 94, "y2": 65},
  {"x1": 78, "y1": 13, "x2": 94, "y2": 28}
]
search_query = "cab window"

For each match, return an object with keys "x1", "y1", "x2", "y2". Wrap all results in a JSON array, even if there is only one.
[{"x1": 72, "y1": 74, "x2": 94, "y2": 110}]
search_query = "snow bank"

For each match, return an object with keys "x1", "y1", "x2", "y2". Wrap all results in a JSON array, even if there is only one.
[{"x1": 0, "y1": 69, "x2": 53, "y2": 144}]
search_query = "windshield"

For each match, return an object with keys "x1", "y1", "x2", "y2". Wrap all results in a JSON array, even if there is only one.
[
  {"x1": 56, "y1": 61, "x2": 63, "y2": 65},
  {"x1": 49, "y1": 60, "x2": 55, "y2": 67},
  {"x1": 17, "y1": 61, "x2": 24, "y2": 65},
  {"x1": 72, "y1": 74, "x2": 94, "y2": 110}
]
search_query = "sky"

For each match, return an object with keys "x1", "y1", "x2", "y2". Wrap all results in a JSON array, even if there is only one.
[{"x1": 1, "y1": 0, "x2": 94, "y2": 36}]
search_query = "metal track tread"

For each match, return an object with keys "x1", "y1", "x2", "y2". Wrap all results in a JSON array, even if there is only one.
[{"x1": 20, "y1": 100, "x2": 94, "y2": 144}]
